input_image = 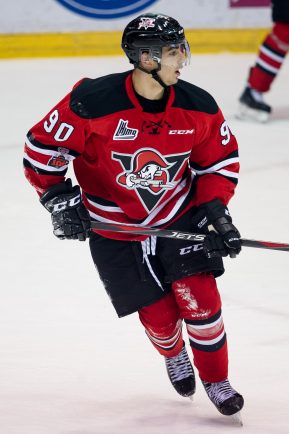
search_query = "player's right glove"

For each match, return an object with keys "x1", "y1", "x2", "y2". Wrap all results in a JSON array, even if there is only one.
[{"x1": 40, "y1": 179, "x2": 91, "y2": 241}]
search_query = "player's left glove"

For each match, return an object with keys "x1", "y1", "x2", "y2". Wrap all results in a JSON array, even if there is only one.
[
  {"x1": 192, "y1": 199, "x2": 242, "y2": 259},
  {"x1": 40, "y1": 179, "x2": 91, "y2": 241}
]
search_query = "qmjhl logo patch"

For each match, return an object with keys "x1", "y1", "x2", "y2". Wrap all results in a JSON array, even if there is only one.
[{"x1": 113, "y1": 119, "x2": 138, "y2": 140}]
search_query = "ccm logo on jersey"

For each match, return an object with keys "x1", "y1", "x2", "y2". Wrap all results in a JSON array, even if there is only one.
[{"x1": 169, "y1": 129, "x2": 195, "y2": 135}]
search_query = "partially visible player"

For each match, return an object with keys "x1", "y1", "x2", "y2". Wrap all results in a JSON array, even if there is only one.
[
  {"x1": 238, "y1": 0, "x2": 289, "y2": 122},
  {"x1": 24, "y1": 13, "x2": 244, "y2": 418}
]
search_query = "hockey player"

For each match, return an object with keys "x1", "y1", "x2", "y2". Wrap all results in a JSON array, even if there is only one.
[
  {"x1": 238, "y1": 0, "x2": 289, "y2": 122},
  {"x1": 24, "y1": 13, "x2": 244, "y2": 418}
]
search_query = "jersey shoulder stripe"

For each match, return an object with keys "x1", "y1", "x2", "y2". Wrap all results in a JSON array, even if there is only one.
[
  {"x1": 23, "y1": 158, "x2": 68, "y2": 177},
  {"x1": 70, "y1": 70, "x2": 134, "y2": 119},
  {"x1": 190, "y1": 150, "x2": 239, "y2": 172},
  {"x1": 172, "y1": 79, "x2": 218, "y2": 114},
  {"x1": 27, "y1": 132, "x2": 80, "y2": 158},
  {"x1": 190, "y1": 150, "x2": 239, "y2": 185}
]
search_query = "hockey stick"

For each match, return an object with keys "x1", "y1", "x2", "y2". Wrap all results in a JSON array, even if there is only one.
[{"x1": 90, "y1": 221, "x2": 289, "y2": 252}]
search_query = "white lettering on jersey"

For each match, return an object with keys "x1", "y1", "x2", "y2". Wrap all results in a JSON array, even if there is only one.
[
  {"x1": 220, "y1": 121, "x2": 231, "y2": 145},
  {"x1": 169, "y1": 129, "x2": 195, "y2": 135},
  {"x1": 43, "y1": 109, "x2": 74, "y2": 142}
]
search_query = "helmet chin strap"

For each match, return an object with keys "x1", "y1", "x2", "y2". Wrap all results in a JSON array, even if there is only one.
[
  {"x1": 136, "y1": 63, "x2": 168, "y2": 89},
  {"x1": 150, "y1": 69, "x2": 168, "y2": 89}
]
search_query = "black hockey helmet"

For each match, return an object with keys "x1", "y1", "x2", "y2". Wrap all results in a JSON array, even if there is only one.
[{"x1": 121, "y1": 13, "x2": 190, "y2": 66}]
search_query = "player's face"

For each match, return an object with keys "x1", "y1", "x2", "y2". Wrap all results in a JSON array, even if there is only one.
[{"x1": 158, "y1": 44, "x2": 190, "y2": 85}]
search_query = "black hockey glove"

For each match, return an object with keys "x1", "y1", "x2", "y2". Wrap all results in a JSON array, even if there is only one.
[
  {"x1": 192, "y1": 199, "x2": 241, "y2": 259},
  {"x1": 40, "y1": 179, "x2": 91, "y2": 241}
]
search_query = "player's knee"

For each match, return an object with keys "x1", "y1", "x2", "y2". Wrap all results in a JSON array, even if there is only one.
[
  {"x1": 138, "y1": 292, "x2": 180, "y2": 329},
  {"x1": 172, "y1": 273, "x2": 222, "y2": 319}
]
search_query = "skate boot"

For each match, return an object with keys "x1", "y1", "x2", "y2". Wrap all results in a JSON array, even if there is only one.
[
  {"x1": 237, "y1": 86, "x2": 271, "y2": 122},
  {"x1": 165, "y1": 343, "x2": 195, "y2": 398},
  {"x1": 202, "y1": 378, "x2": 244, "y2": 416}
]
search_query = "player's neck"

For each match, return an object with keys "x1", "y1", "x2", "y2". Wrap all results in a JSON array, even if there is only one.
[{"x1": 132, "y1": 68, "x2": 165, "y2": 100}]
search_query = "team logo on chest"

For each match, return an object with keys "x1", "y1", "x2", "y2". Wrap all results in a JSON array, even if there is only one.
[{"x1": 112, "y1": 148, "x2": 191, "y2": 212}]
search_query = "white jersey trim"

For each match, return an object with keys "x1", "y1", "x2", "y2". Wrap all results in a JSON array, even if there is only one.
[
  {"x1": 86, "y1": 197, "x2": 124, "y2": 213},
  {"x1": 25, "y1": 136, "x2": 75, "y2": 160},
  {"x1": 217, "y1": 169, "x2": 239, "y2": 179},
  {"x1": 191, "y1": 157, "x2": 239, "y2": 176},
  {"x1": 23, "y1": 152, "x2": 68, "y2": 172}
]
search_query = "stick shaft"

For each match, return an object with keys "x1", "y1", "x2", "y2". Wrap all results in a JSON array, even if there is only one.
[{"x1": 90, "y1": 221, "x2": 289, "y2": 252}]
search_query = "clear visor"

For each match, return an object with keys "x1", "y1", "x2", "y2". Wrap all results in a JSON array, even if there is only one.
[
  {"x1": 179, "y1": 40, "x2": 191, "y2": 66},
  {"x1": 155, "y1": 39, "x2": 191, "y2": 70}
]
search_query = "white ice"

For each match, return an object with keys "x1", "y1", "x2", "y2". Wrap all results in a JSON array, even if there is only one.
[{"x1": 0, "y1": 53, "x2": 289, "y2": 434}]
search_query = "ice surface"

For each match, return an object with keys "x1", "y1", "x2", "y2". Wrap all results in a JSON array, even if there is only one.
[{"x1": 0, "y1": 53, "x2": 289, "y2": 433}]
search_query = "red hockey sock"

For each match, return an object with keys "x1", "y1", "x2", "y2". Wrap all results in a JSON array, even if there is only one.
[
  {"x1": 249, "y1": 22, "x2": 289, "y2": 92},
  {"x1": 186, "y1": 322, "x2": 228, "y2": 383},
  {"x1": 172, "y1": 274, "x2": 228, "y2": 382}
]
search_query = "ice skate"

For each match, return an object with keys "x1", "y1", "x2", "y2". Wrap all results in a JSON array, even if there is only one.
[
  {"x1": 165, "y1": 343, "x2": 195, "y2": 398},
  {"x1": 237, "y1": 86, "x2": 271, "y2": 123},
  {"x1": 202, "y1": 378, "x2": 244, "y2": 421}
]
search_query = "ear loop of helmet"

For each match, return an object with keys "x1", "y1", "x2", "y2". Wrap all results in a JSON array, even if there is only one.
[{"x1": 136, "y1": 48, "x2": 169, "y2": 89}]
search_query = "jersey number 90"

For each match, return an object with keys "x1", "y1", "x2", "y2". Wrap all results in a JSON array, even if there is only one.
[
  {"x1": 44, "y1": 109, "x2": 74, "y2": 142},
  {"x1": 220, "y1": 120, "x2": 232, "y2": 146}
]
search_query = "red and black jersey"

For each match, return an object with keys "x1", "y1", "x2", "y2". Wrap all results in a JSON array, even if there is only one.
[{"x1": 24, "y1": 70, "x2": 239, "y2": 240}]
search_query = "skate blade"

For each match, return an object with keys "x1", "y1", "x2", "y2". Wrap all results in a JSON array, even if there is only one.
[
  {"x1": 236, "y1": 103, "x2": 270, "y2": 123},
  {"x1": 188, "y1": 395, "x2": 194, "y2": 402},
  {"x1": 230, "y1": 411, "x2": 243, "y2": 426}
]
